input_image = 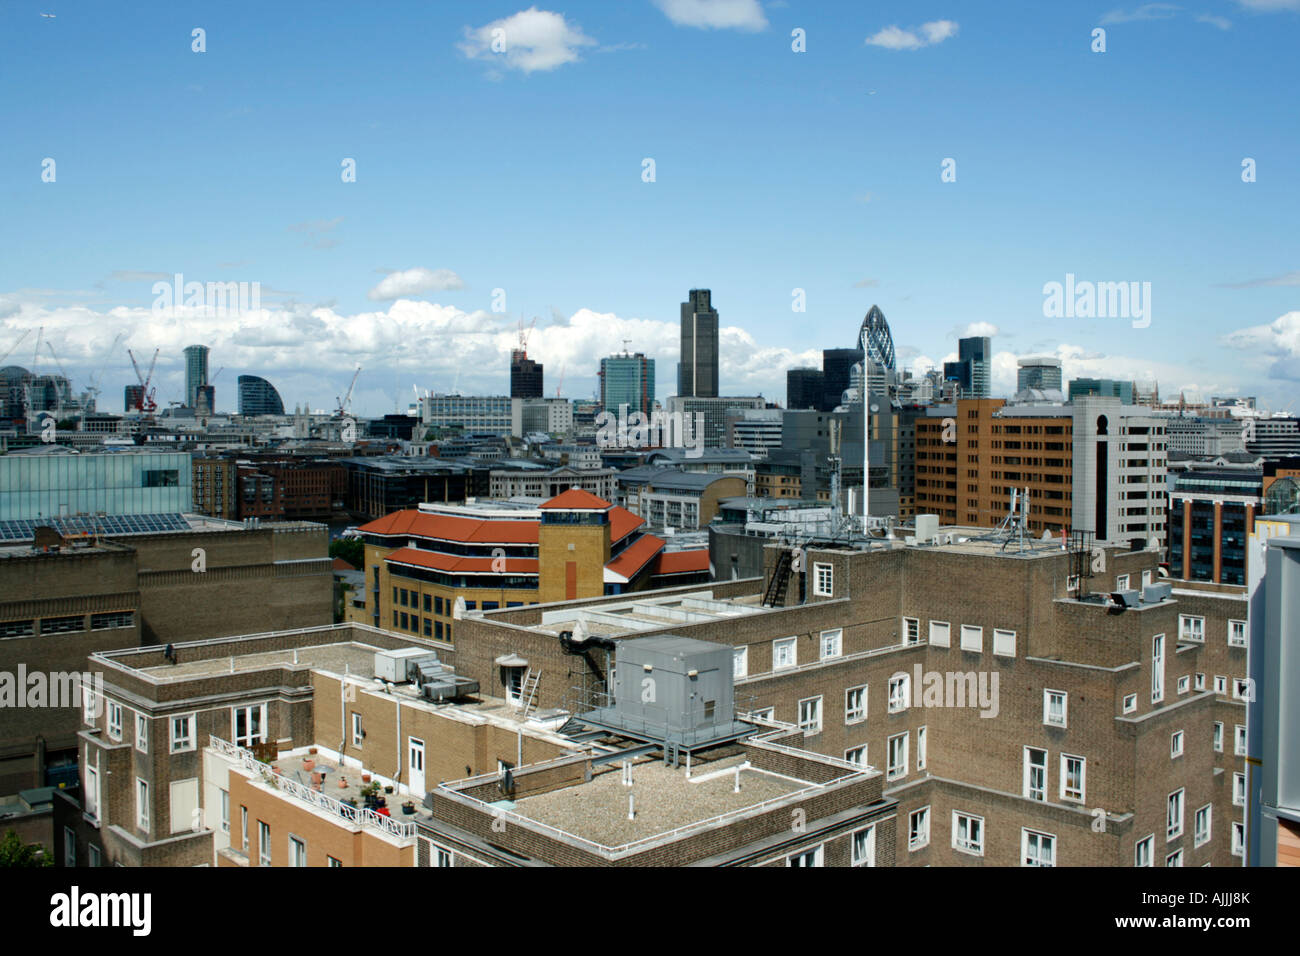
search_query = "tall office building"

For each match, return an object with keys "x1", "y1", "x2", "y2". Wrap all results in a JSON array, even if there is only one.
[
  {"x1": 237, "y1": 375, "x2": 285, "y2": 417},
  {"x1": 1017, "y1": 357, "x2": 1063, "y2": 392},
  {"x1": 184, "y1": 344, "x2": 209, "y2": 408},
  {"x1": 509, "y1": 349, "x2": 544, "y2": 399},
  {"x1": 1070, "y1": 378, "x2": 1134, "y2": 404},
  {"x1": 600, "y1": 351, "x2": 655, "y2": 417},
  {"x1": 786, "y1": 368, "x2": 824, "y2": 410},
  {"x1": 942, "y1": 336, "x2": 992, "y2": 399},
  {"x1": 679, "y1": 289, "x2": 719, "y2": 398},
  {"x1": 822, "y1": 348, "x2": 863, "y2": 411}
]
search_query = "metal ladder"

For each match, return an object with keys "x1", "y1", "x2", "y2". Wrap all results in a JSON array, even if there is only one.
[{"x1": 518, "y1": 668, "x2": 541, "y2": 718}]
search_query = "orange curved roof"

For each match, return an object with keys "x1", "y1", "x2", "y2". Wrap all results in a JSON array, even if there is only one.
[
  {"x1": 605, "y1": 534, "x2": 665, "y2": 581},
  {"x1": 652, "y1": 549, "x2": 710, "y2": 575},
  {"x1": 359, "y1": 509, "x2": 539, "y2": 544},
  {"x1": 385, "y1": 546, "x2": 539, "y2": 576},
  {"x1": 608, "y1": 506, "x2": 645, "y2": 542},
  {"x1": 540, "y1": 488, "x2": 611, "y2": 510}
]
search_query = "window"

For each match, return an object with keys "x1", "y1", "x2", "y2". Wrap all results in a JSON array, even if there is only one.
[
  {"x1": 1177, "y1": 675, "x2": 1189, "y2": 695},
  {"x1": 258, "y1": 821, "x2": 271, "y2": 867},
  {"x1": 351, "y1": 712, "x2": 364, "y2": 746},
  {"x1": 1142, "y1": 569, "x2": 1154, "y2": 587},
  {"x1": 1044, "y1": 690, "x2": 1067, "y2": 727},
  {"x1": 1169, "y1": 730, "x2": 1184, "y2": 758},
  {"x1": 902, "y1": 617, "x2": 920, "y2": 644},
  {"x1": 797, "y1": 697, "x2": 822, "y2": 735},
  {"x1": 888, "y1": 673, "x2": 910, "y2": 713},
  {"x1": 107, "y1": 701, "x2": 123, "y2": 741},
  {"x1": 772, "y1": 637, "x2": 796, "y2": 671},
  {"x1": 993, "y1": 629, "x2": 1016, "y2": 657},
  {"x1": 1135, "y1": 834, "x2": 1154, "y2": 867},
  {"x1": 1024, "y1": 748, "x2": 1047, "y2": 801},
  {"x1": 91, "y1": 611, "x2": 133, "y2": 630},
  {"x1": 928, "y1": 620, "x2": 950, "y2": 647},
  {"x1": 241, "y1": 807, "x2": 248, "y2": 851},
  {"x1": 1116, "y1": 574, "x2": 1130, "y2": 591},
  {"x1": 170, "y1": 714, "x2": 195, "y2": 753},
  {"x1": 1061, "y1": 754, "x2": 1086, "y2": 802},
  {"x1": 1233, "y1": 679, "x2": 1252, "y2": 701},
  {"x1": 909, "y1": 807, "x2": 930, "y2": 850},
  {"x1": 1231, "y1": 822, "x2": 1245, "y2": 857},
  {"x1": 1167, "y1": 789, "x2": 1184, "y2": 840},
  {"x1": 1165, "y1": 849, "x2": 1183, "y2": 867},
  {"x1": 1151, "y1": 634, "x2": 1165, "y2": 703},
  {"x1": 82, "y1": 686, "x2": 97, "y2": 724},
  {"x1": 812, "y1": 563, "x2": 833, "y2": 597},
  {"x1": 887, "y1": 732, "x2": 908, "y2": 780},
  {"x1": 432, "y1": 844, "x2": 453, "y2": 867},
  {"x1": 916, "y1": 726, "x2": 927, "y2": 771},
  {"x1": 220, "y1": 790, "x2": 230, "y2": 834},
  {"x1": 851, "y1": 826, "x2": 876, "y2": 867},
  {"x1": 1194, "y1": 805, "x2": 1211, "y2": 847},
  {"x1": 289, "y1": 835, "x2": 307, "y2": 867},
  {"x1": 733, "y1": 646, "x2": 748, "y2": 679},
  {"x1": 1022, "y1": 829, "x2": 1056, "y2": 867},
  {"x1": 1179, "y1": 615, "x2": 1204, "y2": 643},
  {"x1": 1213, "y1": 722, "x2": 1224, "y2": 752},
  {"x1": 953, "y1": 811, "x2": 984, "y2": 856},
  {"x1": 88, "y1": 845, "x2": 100, "y2": 867},
  {"x1": 0, "y1": 619, "x2": 34, "y2": 638},
  {"x1": 64, "y1": 827, "x2": 76, "y2": 867},
  {"x1": 786, "y1": 845, "x2": 823, "y2": 867},
  {"x1": 1228, "y1": 620, "x2": 1247, "y2": 647},
  {"x1": 960, "y1": 625, "x2": 983, "y2": 652},
  {"x1": 135, "y1": 713, "x2": 148, "y2": 754},
  {"x1": 844, "y1": 745, "x2": 866, "y2": 768},
  {"x1": 1235, "y1": 724, "x2": 1247, "y2": 756},
  {"x1": 845, "y1": 685, "x2": 866, "y2": 724},
  {"x1": 750, "y1": 707, "x2": 774, "y2": 722},
  {"x1": 1123, "y1": 693, "x2": 1137, "y2": 714},
  {"x1": 1194, "y1": 673, "x2": 1205, "y2": 691},
  {"x1": 1214, "y1": 675, "x2": 1227, "y2": 695},
  {"x1": 233, "y1": 704, "x2": 266, "y2": 748},
  {"x1": 423, "y1": 593, "x2": 431, "y2": 613},
  {"x1": 819, "y1": 628, "x2": 842, "y2": 660},
  {"x1": 1233, "y1": 773, "x2": 1245, "y2": 807},
  {"x1": 136, "y1": 778, "x2": 149, "y2": 830}
]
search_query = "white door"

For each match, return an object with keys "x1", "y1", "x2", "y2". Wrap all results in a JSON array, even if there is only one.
[{"x1": 408, "y1": 737, "x2": 425, "y2": 797}]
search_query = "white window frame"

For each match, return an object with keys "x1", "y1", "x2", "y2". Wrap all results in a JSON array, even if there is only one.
[
  {"x1": 952, "y1": 811, "x2": 984, "y2": 857},
  {"x1": 1194, "y1": 672, "x2": 1206, "y2": 691},
  {"x1": 916, "y1": 725, "x2": 927, "y2": 771},
  {"x1": 851, "y1": 825, "x2": 876, "y2": 867},
  {"x1": 135, "y1": 777, "x2": 149, "y2": 830},
  {"x1": 1232, "y1": 678, "x2": 1251, "y2": 701},
  {"x1": 844, "y1": 745, "x2": 866, "y2": 768},
  {"x1": 887, "y1": 673, "x2": 910, "y2": 713},
  {"x1": 1214, "y1": 675, "x2": 1228, "y2": 695},
  {"x1": 993, "y1": 628, "x2": 1016, "y2": 657},
  {"x1": 1167, "y1": 788, "x2": 1184, "y2": 841},
  {"x1": 258, "y1": 820, "x2": 271, "y2": 867},
  {"x1": 786, "y1": 844, "x2": 824, "y2": 867},
  {"x1": 1193, "y1": 804, "x2": 1211, "y2": 848},
  {"x1": 1171, "y1": 730, "x2": 1184, "y2": 758},
  {"x1": 233, "y1": 703, "x2": 267, "y2": 748},
  {"x1": 732, "y1": 645, "x2": 748, "y2": 679},
  {"x1": 1165, "y1": 849, "x2": 1183, "y2": 867},
  {"x1": 1233, "y1": 772, "x2": 1245, "y2": 807},
  {"x1": 960, "y1": 624, "x2": 983, "y2": 653},
  {"x1": 1043, "y1": 689, "x2": 1067, "y2": 728},
  {"x1": 289, "y1": 834, "x2": 307, "y2": 867},
  {"x1": 1178, "y1": 614, "x2": 1204, "y2": 643},
  {"x1": 887, "y1": 732, "x2": 908, "y2": 781},
  {"x1": 1231, "y1": 822, "x2": 1244, "y2": 857},
  {"x1": 1177, "y1": 675, "x2": 1189, "y2": 695},
  {"x1": 909, "y1": 807, "x2": 930, "y2": 850},
  {"x1": 1151, "y1": 634, "x2": 1165, "y2": 703},
  {"x1": 1235, "y1": 724, "x2": 1247, "y2": 756},
  {"x1": 819, "y1": 628, "x2": 842, "y2": 661},
  {"x1": 928, "y1": 620, "x2": 950, "y2": 647},
  {"x1": 772, "y1": 637, "x2": 797, "y2": 671},
  {"x1": 902, "y1": 617, "x2": 920, "y2": 644},
  {"x1": 750, "y1": 706, "x2": 774, "y2": 722},
  {"x1": 1116, "y1": 574, "x2": 1130, "y2": 591},
  {"x1": 170, "y1": 713, "x2": 196, "y2": 753},
  {"x1": 1061, "y1": 753, "x2": 1086, "y2": 802},
  {"x1": 107, "y1": 700, "x2": 123, "y2": 741},
  {"x1": 1024, "y1": 747, "x2": 1047, "y2": 801},
  {"x1": 82, "y1": 685, "x2": 97, "y2": 725},
  {"x1": 812, "y1": 562, "x2": 833, "y2": 597},
  {"x1": 1228, "y1": 619, "x2": 1247, "y2": 647},
  {"x1": 134, "y1": 713, "x2": 148, "y2": 754},
  {"x1": 220, "y1": 789, "x2": 230, "y2": 834},
  {"x1": 1022, "y1": 828, "x2": 1056, "y2": 867},
  {"x1": 1123, "y1": 693, "x2": 1137, "y2": 714},
  {"x1": 844, "y1": 685, "x2": 866, "y2": 724},
  {"x1": 797, "y1": 696, "x2": 823, "y2": 735},
  {"x1": 1213, "y1": 722, "x2": 1224, "y2": 752},
  {"x1": 351, "y1": 712, "x2": 364, "y2": 747},
  {"x1": 1135, "y1": 834, "x2": 1154, "y2": 867}
]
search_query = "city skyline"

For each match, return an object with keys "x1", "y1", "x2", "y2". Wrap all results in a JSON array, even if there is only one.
[{"x1": 3, "y1": 1, "x2": 1298, "y2": 416}]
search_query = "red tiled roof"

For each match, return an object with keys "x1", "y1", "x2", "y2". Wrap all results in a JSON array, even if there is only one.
[
  {"x1": 608, "y1": 506, "x2": 645, "y2": 543},
  {"x1": 331, "y1": 557, "x2": 357, "y2": 571},
  {"x1": 652, "y1": 549, "x2": 710, "y2": 575},
  {"x1": 385, "y1": 546, "x2": 539, "y2": 576},
  {"x1": 358, "y1": 509, "x2": 539, "y2": 544},
  {"x1": 540, "y1": 488, "x2": 612, "y2": 510},
  {"x1": 605, "y1": 534, "x2": 665, "y2": 582}
]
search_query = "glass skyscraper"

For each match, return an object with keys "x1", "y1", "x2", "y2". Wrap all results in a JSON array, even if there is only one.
[
  {"x1": 678, "y1": 289, "x2": 719, "y2": 398},
  {"x1": 238, "y1": 375, "x2": 285, "y2": 416},
  {"x1": 600, "y1": 352, "x2": 655, "y2": 417},
  {"x1": 184, "y1": 344, "x2": 209, "y2": 408}
]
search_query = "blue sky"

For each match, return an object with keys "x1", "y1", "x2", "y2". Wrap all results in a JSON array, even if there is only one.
[{"x1": 2, "y1": 0, "x2": 1298, "y2": 416}]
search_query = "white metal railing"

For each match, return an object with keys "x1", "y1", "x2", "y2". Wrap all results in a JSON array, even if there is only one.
[{"x1": 208, "y1": 736, "x2": 415, "y2": 840}]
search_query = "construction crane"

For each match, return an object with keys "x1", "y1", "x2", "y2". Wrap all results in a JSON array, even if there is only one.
[
  {"x1": 335, "y1": 365, "x2": 361, "y2": 417},
  {"x1": 79, "y1": 331, "x2": 125, "y2": 429},
  {"x1": 0, "y1": 328, "x2": 31, "y2": 367},
  {"x1": 127, "y1": 347, "x2": 159, "y2": 415},
  {"x1": 44, "y1": 341, "x2": 73, "y2": 422},
  {"x1": 517, "y1": 315, "x2": 536, "y2": 354},
  {"x1": 555, "y1": 363, "x2": 565, "y2": 399},
  {"x1": 23, "y1": 326, "x2": 44, "y2": 431}
]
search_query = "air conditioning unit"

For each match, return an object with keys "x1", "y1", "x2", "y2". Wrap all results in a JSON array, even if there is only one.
[
  {"x1": 374, "y1": 648, "x2": 441, "y2": 684},
  {"x1": 1142, "y1": 582, "x2": 1173, "y2": 604}
]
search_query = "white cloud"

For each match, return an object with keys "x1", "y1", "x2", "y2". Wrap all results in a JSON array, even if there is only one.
[
  {"x1": 1100, "y1": 4, "x2": 1181, "y2": 24},
  {"x1": 865, "y1": 20, "x2": 959, "y2": 50},
  {"x1": 1233, "y1": 0, "x2": 1300, "y2": 10},
  {"x1": 459, "y1": 7, "x2": 597, "y2": 73},
  {"x1": 651, "y1": 0, "x2": 769, "y2": 31},
  {"x1": 1217, "y1": 269, "x2": 1300, "y2": 289},
  {"x1": 1195, "y1": 13, "x2": 1233, "y2": 28},
  {"x1": 367, "y1": 268, "x2": 465, "y2": 301},
  {"x1": 955, "y1": 322, "x2": 999, "y2": 338}
]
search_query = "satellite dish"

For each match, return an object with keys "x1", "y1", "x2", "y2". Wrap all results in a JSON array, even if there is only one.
[
  {"x1": 869, "y1": 404, "x2": 880, "y2": 413},
  {"x1": 1041, "y1": 530, "x2": 1052, "y2": 540}
]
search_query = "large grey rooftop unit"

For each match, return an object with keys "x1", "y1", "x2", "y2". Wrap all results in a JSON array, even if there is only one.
[{"x1": 575, "y1": 635, "x2": 754, "y2": 756}]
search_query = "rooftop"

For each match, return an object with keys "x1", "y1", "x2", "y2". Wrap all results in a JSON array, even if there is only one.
[{"x1": 538, "y1": 590, "x2": 766, "y2": 638}]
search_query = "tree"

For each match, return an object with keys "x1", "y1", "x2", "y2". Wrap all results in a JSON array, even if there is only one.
[
  {"x1": 0, "y1": 830, "x2": 53, "y2": 867},
  {"x1": 329, "y1": 537, "x2": 364, "y2": 570}
]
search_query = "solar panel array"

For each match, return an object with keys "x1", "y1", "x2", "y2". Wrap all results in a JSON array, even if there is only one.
[{"x1": 0, "y1": 513, "x2": 191, "y2": 542}]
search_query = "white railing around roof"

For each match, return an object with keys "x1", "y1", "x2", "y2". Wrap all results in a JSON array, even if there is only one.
[{"x1": 208, "y1": 736, "x2": 415, "y2": 840}]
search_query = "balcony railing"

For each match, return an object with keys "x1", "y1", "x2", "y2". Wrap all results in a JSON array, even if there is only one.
[{"x1": 208, "y1": 736, "x2": 415, "y2": 840}]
